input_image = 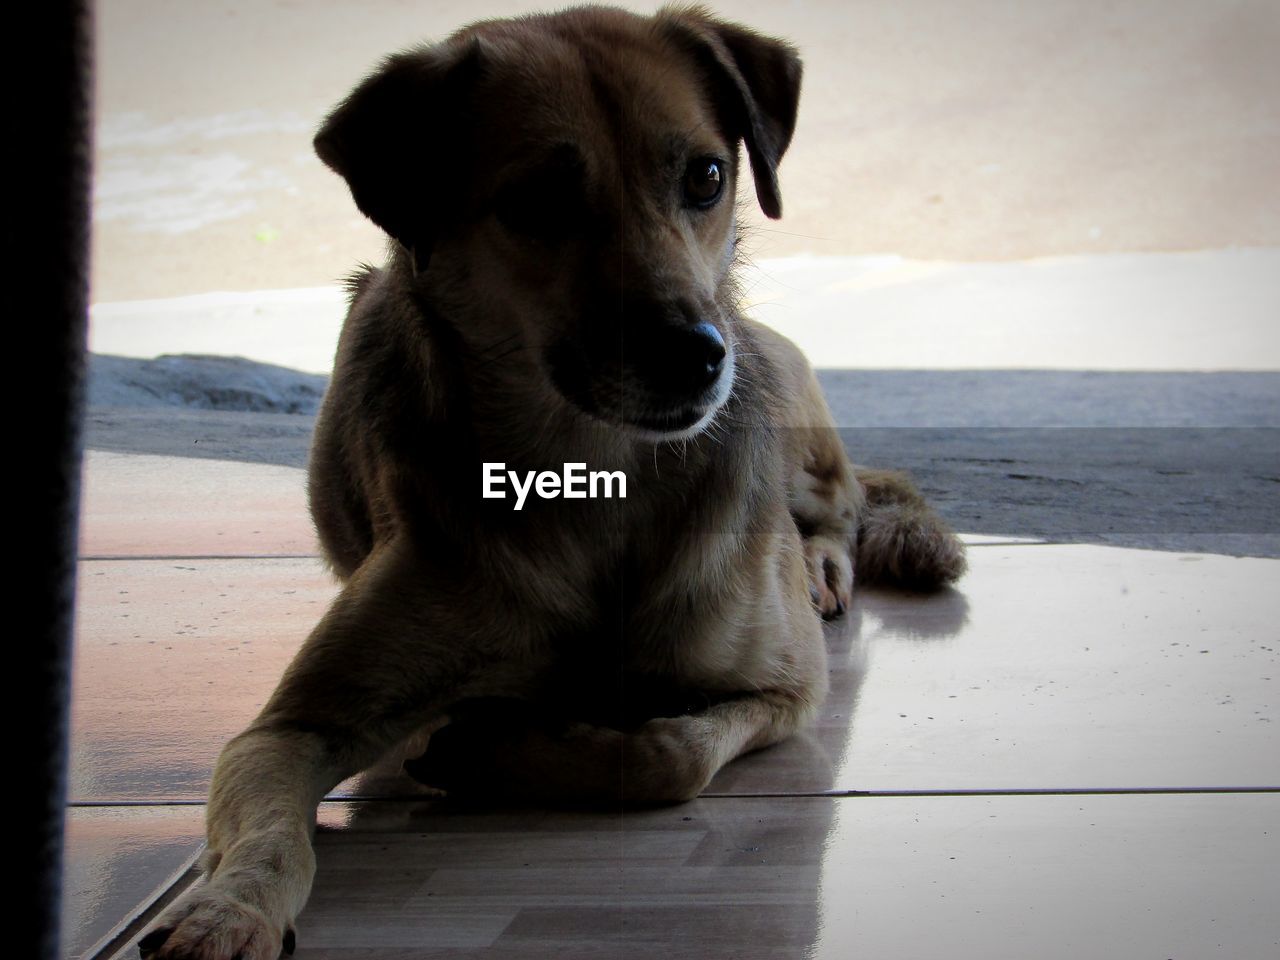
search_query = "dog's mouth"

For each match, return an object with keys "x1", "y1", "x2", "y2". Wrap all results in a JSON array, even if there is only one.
[
  {"x1": 628, "y1": 406, "x2": 707, "y2": 432},
  {"x1": 546, "y1": 334, "x2": 735, "y2": 441},
  {"x1": 588, "y1": 381, "x2": 734, "y2": 441}
]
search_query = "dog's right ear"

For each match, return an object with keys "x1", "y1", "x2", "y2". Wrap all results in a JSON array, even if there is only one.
[
  {"x1": 661, "y1": 11, "x2": 802, "y2": 220},
  {"x1": 314, "y1": 39, "x2": 481, "y2": 271}
]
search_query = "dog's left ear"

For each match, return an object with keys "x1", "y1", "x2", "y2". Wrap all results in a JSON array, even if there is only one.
[
  {"x1": 663, "y1": 11, "x2": 803, "y2": 219},
  {"x1": 314, "y1": 38, "x2": 482, "y2": 271}
]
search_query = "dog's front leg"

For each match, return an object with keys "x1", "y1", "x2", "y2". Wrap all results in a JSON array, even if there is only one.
[
  {"x1": 781, "y1": 377, "x2": 967, "y2": 599},
  {"x1": 789, "y1": 421, "x2": 864, "y2": 619},
  {"x1": 140, "y1": 537, "x2": 495, "y2": 960},
  {"x1": 139, "y1": 730, "x2": 328, "y2": 960},
  {"x1": 757, "y1": 322, "x2": 866, "y2": 618}
]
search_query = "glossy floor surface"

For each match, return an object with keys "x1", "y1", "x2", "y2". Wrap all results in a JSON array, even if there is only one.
[{"x1": 67, "y1": 453, "x2": 1280, "y2": 959}]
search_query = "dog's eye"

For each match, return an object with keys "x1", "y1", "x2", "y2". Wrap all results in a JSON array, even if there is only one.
[{"x1": 683, "y1": 158, "x2": 724, "y2": 209}]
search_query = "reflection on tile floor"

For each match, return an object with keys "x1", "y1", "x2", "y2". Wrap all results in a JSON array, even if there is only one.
[
  {"x1": 63, "y1": 806, "x2": 204, "y2": 960},
  {"x1": 72, "y1": 547, "x2": 1279, "y2": 804},
  {"x1": 70, "y1": 483, "x2": 1280, "y2": 959},
  {"x1": 715, "y1": 546, "x2": 1280, "y2": 793},
  {"x1": 70, "y1": 557, "x2": 337, "y2": 802},
  {"x1": 103, "y1": 794, "x2": 1280, "y2": 959},
  {"x1": 79, "y1": 452, "x2": 315, "y2": 558}
]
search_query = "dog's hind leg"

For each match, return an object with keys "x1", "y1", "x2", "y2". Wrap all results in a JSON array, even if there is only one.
[
  {"x1": 412, "y1": 686, "x2": 823, "y2": 805},
  {"x1": 853, "y1": 467, "x2": 967, "y2": 589}
]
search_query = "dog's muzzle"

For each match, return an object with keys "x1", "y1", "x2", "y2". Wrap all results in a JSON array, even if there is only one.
[
  {"x1": 547, "y1": 315, "x2": 735, "y2": 439},
  {"x1": 628, "y1": 320, "x2": 726, "y2": 399}
]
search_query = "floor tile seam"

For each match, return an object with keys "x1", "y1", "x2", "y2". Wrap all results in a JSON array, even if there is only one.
[
  {"x1": 69, "y1": 800, "x2": 208, "y2": 807},
  {"x1": 67, "y1": 785, "x2": 1280, "y2": 808},
  {"x1": 77, "y1": 541, "x2": 1280, "y2": 564},
  {"x1": 78, "y1": 554, "x2": 322, "y2": 562},
  {"x1": 701, "y1": 786, "x2": 1280, "y2": 799},
  {"x1": 75, "y1": 546, "x2": 1026, "y2": 562},
  {"x1": 84, "y1": 849, "x2": 204, "y2": 960}
]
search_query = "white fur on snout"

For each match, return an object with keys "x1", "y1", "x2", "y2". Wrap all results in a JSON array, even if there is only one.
[{"x1": 626, "y1": 347, "x2": 736, "y2": 443}]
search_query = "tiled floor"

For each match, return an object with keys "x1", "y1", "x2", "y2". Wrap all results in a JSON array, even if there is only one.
[{"x1": 67, "y1": 453, "x2": 1280, "y2": 959}]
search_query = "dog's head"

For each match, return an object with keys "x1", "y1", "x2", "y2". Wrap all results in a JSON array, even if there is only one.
[{"x1": 315, "y1": 6, "x2": 801, "y2": 441}]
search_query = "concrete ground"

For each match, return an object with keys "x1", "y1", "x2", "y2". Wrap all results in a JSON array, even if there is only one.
[{"x1": 84, "y1": 366, "x2": 1280, "y2": 559}]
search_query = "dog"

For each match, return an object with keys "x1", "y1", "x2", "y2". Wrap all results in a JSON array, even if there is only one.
[{"x1": 139, "y1": 7, "x2": 965, "y2": 958}]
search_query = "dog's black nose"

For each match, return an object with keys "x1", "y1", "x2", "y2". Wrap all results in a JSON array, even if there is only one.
[
  {"x1": 629, "y1": 320, "x2": 725, "y2": 397},
  {"x1": 684, "y1": 321, "x2": 727, "y2": 385}
]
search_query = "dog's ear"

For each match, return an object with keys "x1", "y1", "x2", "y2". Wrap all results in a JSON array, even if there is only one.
[
  {"x1": 663, "y1": 11, "x2": 803, "y2": 219},
  {"x1": 314, "y1": 39, "x2": 481, "y2": 269}
]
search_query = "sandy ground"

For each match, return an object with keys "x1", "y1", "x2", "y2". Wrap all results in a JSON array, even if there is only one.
[{"x1": 92, "y1": 0, "x2": 1280, "y2": 301}]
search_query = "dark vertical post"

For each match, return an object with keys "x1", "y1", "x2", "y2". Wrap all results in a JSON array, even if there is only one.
[{"x1": 9, "y1": 2, "x2": 93, "y2": 958}]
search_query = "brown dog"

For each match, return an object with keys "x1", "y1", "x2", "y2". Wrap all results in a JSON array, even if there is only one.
[{"x1": 140, "y1": 7, "x2": 964, "y2": 958}]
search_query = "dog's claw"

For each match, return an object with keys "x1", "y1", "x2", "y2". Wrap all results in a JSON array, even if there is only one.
[
  {"x1": 138, "y1": 927, "x2": 172, "y2": 957},
  {"x1": 282, "y1": 927, "x2": 297, "y2": 955},
  {"x1": 805, "y1": 538, "x2": 853, "y2": 620}
]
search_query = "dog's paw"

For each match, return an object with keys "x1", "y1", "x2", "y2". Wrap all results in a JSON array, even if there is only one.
[
  {"x1": 138, "y1": 886, "x2": 293, "y2": 960},
  {"x1": 803, "y1": 533, "x2": 854, "y2": 619}
]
